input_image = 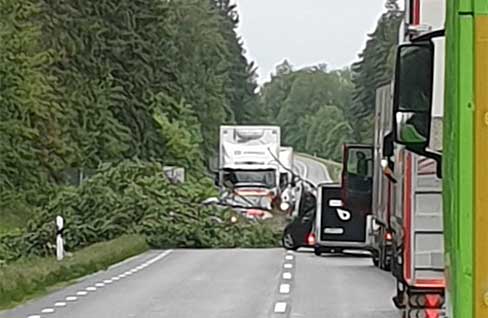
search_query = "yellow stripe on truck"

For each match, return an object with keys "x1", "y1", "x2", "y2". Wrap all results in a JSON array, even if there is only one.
[{"x1": 475, "y1": 15, "x2": 488, "y2": 318}]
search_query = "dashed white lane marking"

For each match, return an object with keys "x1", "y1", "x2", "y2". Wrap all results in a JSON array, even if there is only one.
[
  {"x1": 282, "y1": 272, "x2": 292, "y2": 280},
  {"x1": 41, "y1": 307, "x2": 55, "y2": 313},
  {"x1": 285, "y1": 255, "x2": 294, "y2": 260},
  {"x1": 279, "y1": 283, "x2": 291, "y2": 294},
  {"x1": 274, "y1": 302, "x2": 287, "y2": 313},
  {"x1": 283, "y1": 263, "x2": 293, "y2": 269},
  {"x1": 23, "y1": 250, "x2": 174, "y2": 318},
  {"x1": 287, "y1": 250, "x2": 293, "y2": 254}
]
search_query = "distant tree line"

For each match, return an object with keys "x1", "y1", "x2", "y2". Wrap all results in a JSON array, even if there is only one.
[{"x1": 257, "y1": 0, "x2": 403, "y2": 161}]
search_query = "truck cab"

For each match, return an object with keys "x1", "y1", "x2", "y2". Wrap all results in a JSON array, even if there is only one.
[
  {"x1": 219, "y1": 126, "x2": 281, "y2": 199},
  {"x1": 388, "y1": 1, "x2": 446, "y2": 313}
]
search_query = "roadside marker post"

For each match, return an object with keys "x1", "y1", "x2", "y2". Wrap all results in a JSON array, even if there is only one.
[{"x1": 56, "y1": 216, "x2": 64, "y2": 261}]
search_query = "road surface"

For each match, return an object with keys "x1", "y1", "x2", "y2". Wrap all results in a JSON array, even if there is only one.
[
  {"x1": 0, "y1": 249, "x2": 399, "y2": 318},
  {"x1": 0, "y1": 156, "x2": 400, "y2": 318},
  {"x1": 294, "y1": 155, "x2": 332, "y2": 185}
]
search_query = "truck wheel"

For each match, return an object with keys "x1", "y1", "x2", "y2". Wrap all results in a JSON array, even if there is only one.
[
  {"x1": 382, "y1": 246, "x2": 392, "y2": 271},
  {"x1": 372, "y1": 255, "x2": 379, "y2": 267}
]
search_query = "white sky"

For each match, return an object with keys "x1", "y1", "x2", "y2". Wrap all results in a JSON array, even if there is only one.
[{"x1": 233, "y1": 0, "x2": 402, "y2": 84}]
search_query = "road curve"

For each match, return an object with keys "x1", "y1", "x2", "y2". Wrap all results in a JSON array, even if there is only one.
[{"x1": 294, "y1": 155, "x2": 332, "y2": 185}]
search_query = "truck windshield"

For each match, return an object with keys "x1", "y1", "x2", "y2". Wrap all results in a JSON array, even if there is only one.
[
  {"x1": 224, "y1": 195, "x2": 272, "y2": 210},
  {"x1": 223, "y1": 169, "x2": 276, "y2": 188}
]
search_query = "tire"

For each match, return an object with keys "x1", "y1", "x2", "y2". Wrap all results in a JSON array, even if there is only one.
[
  {"x1": 382, "y1": 247, "x2": 392, "y2": 271},
  {"x1": 314, "y1": 247, "x2": 322, "y2": 256},
  {"x1": 372, "y1": 255, "x2": 380, "y2": 267},
  {"x1": 282, "y1": 233, "x2": 297, "y2": 250}
]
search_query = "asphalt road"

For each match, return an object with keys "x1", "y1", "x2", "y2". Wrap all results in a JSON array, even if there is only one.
[
  {"x1": 0, "y1": 249, "x2": 400, "y2": 318},
  {"x1": 0, "y1": 156, "x2": 400, "y2": 318},
  {"x1": 294, "y1": 155, "x2": 332, "y2": 185}
]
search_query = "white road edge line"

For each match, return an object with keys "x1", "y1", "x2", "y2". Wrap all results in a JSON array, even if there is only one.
[
  {"x1": 274, "y1": 302, "x2": 287, "y2": 313},
  {"x1": 41, "y1": 307, "x2": 55, "y2": 313},
  {"x1": 51, "y1": 250, "x2": 173, "y2": 316}
]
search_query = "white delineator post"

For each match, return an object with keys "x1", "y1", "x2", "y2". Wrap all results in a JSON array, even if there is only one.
[{"x1": 56, "y1": 216, "x2": 64, "y2": 261}]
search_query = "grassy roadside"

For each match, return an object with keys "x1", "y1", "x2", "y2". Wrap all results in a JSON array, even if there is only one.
[
  {"x1": 296, "y1": 152, "x2": 342, "y2": 182},
  {"x1": 0, "y1": 235, "x2": 149, "y2": 310}
]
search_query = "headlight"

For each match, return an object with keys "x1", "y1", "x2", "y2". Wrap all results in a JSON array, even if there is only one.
[{"x1": 280, "y1": 202, "x2": 290, "y2": 211}]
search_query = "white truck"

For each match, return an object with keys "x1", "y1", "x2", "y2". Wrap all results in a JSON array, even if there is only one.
[{"x1": 219, "y1": 126, "x2": 281, "y2": 198}]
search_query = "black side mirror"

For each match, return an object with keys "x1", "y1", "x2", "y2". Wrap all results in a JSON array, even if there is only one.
[
  {"x1": 383, "y1": 133, "x2": 394, "y2": 157},
  {"x1": 391, "y1": 31, "x2": 444, "y2": 178},
  {"x1": 393, "y1": 41, "x2": 434, "y2": 150}
]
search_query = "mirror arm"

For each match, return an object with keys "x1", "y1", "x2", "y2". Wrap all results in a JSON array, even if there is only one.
[{"x1": 424, "y1": 150, "x2": 442, "y2": 178}]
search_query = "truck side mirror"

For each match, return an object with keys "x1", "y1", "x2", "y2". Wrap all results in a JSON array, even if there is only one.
[
  {"x1": 392, "y1": 33, "x2": 444, "y2": 178},
  {"x1": 393, "y1": 41, "x2": 434, "y2": 151},
  {"x1": 383, "y1": 132, "x2": 394, "y2": 157}
]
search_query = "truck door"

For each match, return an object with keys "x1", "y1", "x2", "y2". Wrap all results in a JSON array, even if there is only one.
[{"x1": 341, "y1": 144, "x2": 374, "y2": 215}]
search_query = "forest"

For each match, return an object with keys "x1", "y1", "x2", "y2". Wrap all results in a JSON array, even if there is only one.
[{"x1": 0, "y1": 0, "x2": 402, "y2": 260}]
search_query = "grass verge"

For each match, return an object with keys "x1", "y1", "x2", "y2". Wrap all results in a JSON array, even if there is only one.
[{"x1": 0, "y1": 235, "x2": 149, "y2": 310}]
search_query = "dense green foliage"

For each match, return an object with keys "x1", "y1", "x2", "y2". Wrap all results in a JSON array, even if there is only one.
[
  {"x1": 257, "y1": 0, "x2": 403, "y2": 158},
  {"x1": 0, "y1": 0, "x2": 257, "y2": 193},
  {"x1": 0, "y1": 235, "x2": 149, "y2": 310},
  {"x1": 0, "y1": 0, "x2": 403, "y2": 266},
  {"x1": 259, "y1": 63, "x2": 355, "y2": 162},
  {"x1": 348, "y1": 0, "x2": 403, "y2": 142},
  {"x1": 0, "y1": 0, "x2": 280, "y2": 273},
  {"x1": 0, "y1": 161, "x2": 280, "y2": 262}
]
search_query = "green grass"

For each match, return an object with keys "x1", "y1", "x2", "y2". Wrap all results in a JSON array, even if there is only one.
[{"x1": 0, "y1": 235, "x2": 149, "y2": 310}]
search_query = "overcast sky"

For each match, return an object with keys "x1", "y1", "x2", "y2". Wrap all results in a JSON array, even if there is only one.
[{"x1": 233, "y1": 0, "x2": 397, "y2": 84}]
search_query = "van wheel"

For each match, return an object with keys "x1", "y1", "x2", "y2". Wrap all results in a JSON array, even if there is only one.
[
  {"x1": 282, "y1": 233, "x2": 297, "y2": 250},
  {"x1": 314, "y1": 247, "x2": 322, "y2": 256}
]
